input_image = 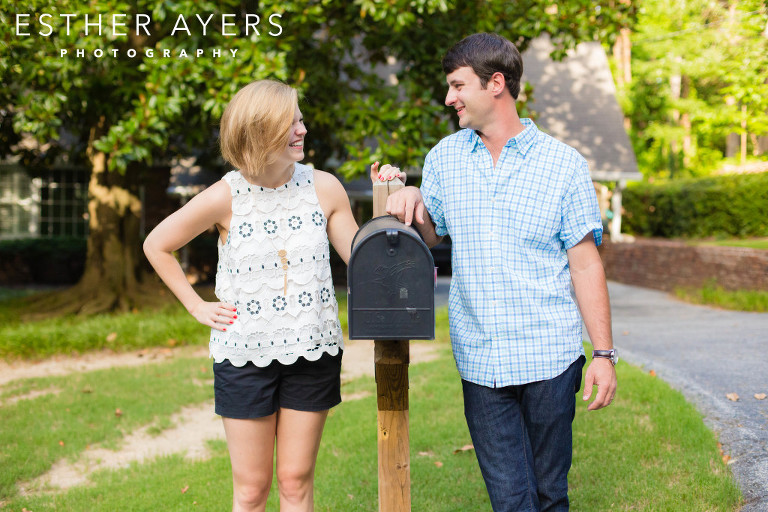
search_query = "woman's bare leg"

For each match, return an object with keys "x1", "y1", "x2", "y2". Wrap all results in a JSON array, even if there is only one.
[
  {"x1": 275, "y1": 409, "x2": 329, "y2": 512},
  {"x1": 222, "y1": 414, "x2": 278, "y2": 512}
]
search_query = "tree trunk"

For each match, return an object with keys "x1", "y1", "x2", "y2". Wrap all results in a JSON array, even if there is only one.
[
  {"x1": 613, "y1": 27, "x2": 632, "y2": 131},
  {"x1": 612, "y1": 27, "x2": 632, "y2": 87},
  {"x1": 25, "y1": 122, "x2": 167, "y2": 318},
  {"x1": 741, "y1": 105, "x2": 748, "y2": 165},
  {"x1": 725, "y1": 95, "x2": 739, "y2": 158},
  {"x1": 75, "y1": 148, "x2": 146, "y2": 314},
  {"x1": 669, "y1": 62, "x2": 682, "y2": 176},
  {"x1": 681, "y1": 76, "x2": 692, "y2": 168}
]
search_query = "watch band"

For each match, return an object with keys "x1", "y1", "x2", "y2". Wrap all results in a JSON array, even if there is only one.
[{"x1": 592, "y1": 349, "x2": 618, "y2": 365}]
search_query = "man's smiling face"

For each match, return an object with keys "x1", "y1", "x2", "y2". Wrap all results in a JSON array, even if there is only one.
[{"x1": 445, "y1": 66, "x2": 496, "y2": 133}]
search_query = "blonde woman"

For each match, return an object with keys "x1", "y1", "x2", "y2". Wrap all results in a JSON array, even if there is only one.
[{"x1": 144, "y1": 80, "x2": 392, "y2": 511}]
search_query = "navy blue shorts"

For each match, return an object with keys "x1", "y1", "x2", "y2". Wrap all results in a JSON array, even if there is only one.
[{"x1": 213, "y1": 351, "x2": 342, "y2": 419}]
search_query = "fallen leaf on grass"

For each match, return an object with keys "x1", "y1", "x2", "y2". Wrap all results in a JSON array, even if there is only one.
[
  {"x1": 418, "y1": 451, "x2": 434, "y2": 457},
  {"x1": 115, "y1": 408, "x2": 123, "y2": 417},
  {"x1": 58, "y1": 440, "x2": 65, "y2": 446},
  {"x1": 181, "y1": 485, "x2": 189, "y2": 494},
  {"x1": 434, "y1": 461, "x2": 443, "y2": 468},
  {"x1": 754, "y1": 393, "x2": 766, "y2": 400},
  {"x1": 106, "y1": 332, "x2": 118, "y2": 343},
  {"x1": 649, "y1": 370, "x2": 657, "y2": 377},
  {"x1": 453, "y1": 444, "x2": 475, "y2": 454},
  {"x1": 726, "y1": 393, "x2": 739, "y2": 402},
  {"x1": 717, "y1": 443, "x2": 730, "y2": 464},
  {"x1": 167, "y1": 338, "x2": 179, "y2": 347}
]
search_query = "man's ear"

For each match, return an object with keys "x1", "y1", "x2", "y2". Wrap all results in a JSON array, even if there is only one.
[{"x1": 489, "y1": 72, "x2": 507, "y2": 97}]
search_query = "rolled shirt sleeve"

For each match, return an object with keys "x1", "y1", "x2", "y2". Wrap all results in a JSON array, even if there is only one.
[
  {"x1": 419, "y1": 149, "x2": 448, "y2": 237},
  {"x1": 559, "y1": 158, "x2": 603, "y2": 250}
]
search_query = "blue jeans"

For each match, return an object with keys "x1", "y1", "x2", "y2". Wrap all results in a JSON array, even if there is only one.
[{"x1": 462, "y1": 356, "x2": 585, "y2": 512}]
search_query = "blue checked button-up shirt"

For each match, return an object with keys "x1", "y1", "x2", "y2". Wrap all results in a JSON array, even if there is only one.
[{"x1": 421, "y1": 118, "x2": 603, "y2": 387}]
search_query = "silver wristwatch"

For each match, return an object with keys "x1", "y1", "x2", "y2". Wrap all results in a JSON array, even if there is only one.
[{"x1": 592, "y1": 349, "x2": 618, "y2": 365}]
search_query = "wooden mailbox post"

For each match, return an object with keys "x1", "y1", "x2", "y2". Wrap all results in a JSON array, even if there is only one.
[{"x1": 372, "y1": 177, "x2": 411, "y2": 512}]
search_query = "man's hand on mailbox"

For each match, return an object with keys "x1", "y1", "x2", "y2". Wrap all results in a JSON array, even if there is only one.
[{"x1": 385, "y1": 187, "x2": 428, "y2": 228}]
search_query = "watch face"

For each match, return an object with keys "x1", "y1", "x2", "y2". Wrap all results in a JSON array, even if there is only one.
[{"x1": 610, "y1": 350, "x2": 619, "y2": 365}]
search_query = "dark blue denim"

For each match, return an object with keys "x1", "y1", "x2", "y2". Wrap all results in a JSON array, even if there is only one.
[{"x1": 462, "y1": 356, "x2": 585, "y2": 512}]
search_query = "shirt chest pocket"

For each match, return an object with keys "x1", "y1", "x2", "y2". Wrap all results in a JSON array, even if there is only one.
[
  {"x1": 504, "y1": 190, "x2": 558, "y2": 242},
  {"x1": 500, "y1": 193, "x2": 560, "y2": 278},
  {"x1": 443, "y1": 184, "x2": 486, "y2": 233}
]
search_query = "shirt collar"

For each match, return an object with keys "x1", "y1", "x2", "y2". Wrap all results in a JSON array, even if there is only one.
[
  {"x1": 466, "y1": 118, "x2": 538, "y2": 156},
  {"x1": 513, "y1": 118, "x2": 538, "y2": 156}
]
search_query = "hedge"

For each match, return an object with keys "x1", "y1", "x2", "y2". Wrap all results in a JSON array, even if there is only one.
[
  {"x1": 0, "y1": 232, "x2": 229, "y2": 286},
  {"x1": 622, "y1": 173, "x2": 768, "y2": 238},
  {"x1": 0, "y1": 237, "x2": 87, "y2": 285}
]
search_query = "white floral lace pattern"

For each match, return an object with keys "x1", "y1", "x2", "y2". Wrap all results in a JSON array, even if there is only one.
[{"x1": 210, "y1": 164, "x2": 343, "y2": 367}]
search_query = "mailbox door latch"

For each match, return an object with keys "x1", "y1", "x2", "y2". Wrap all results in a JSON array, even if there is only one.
[{"x1": 386, "y1": 229, "x2": 399, "y2": 256}]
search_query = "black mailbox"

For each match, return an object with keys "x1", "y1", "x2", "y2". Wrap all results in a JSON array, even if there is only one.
[{"x1": 348, "y1": 215, "x2": 435, "y2": 340}]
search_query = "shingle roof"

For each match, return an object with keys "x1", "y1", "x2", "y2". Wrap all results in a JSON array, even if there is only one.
[{"x1": 522, "y1": 35, "x2": 641, "y2": 182}]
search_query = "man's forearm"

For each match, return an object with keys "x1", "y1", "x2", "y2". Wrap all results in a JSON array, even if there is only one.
[
  {"x1": 414, "y1": 215, "x2": 443, "y2": 248},
  {"x1": 571, "y1": 262, "x2": 613, "y2": 350}
]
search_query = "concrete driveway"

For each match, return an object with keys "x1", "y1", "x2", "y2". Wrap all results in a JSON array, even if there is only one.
[{"x1": 605, "y1": 281, "x2": 768, "y2": 511}]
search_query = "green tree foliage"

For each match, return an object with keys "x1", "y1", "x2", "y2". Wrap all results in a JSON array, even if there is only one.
[
  {"x1": 620, "y1": 0, "x2": 768, "y2": 178},
  {"x1": 282, "y1": 0, "x2": 636, "y2": 177},
  {"x1": 1, "y1": 0, "x2": 633, "y2": 314},
  {"x1": 1, "y1": 0, "x2": 290, "y2": 314}
]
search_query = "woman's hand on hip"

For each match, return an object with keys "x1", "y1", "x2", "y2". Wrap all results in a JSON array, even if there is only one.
[{"x1": 190, "y1": 301, "x2": 238, "y2": 331}]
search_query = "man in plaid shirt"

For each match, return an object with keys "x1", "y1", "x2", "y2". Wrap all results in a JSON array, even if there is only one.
[{"x1": 378, "y1": 33, "x2": 617, "y2": 511}]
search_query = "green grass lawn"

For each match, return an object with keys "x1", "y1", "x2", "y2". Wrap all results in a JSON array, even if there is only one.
[
  {"x1": 0, "y1": 289, "x2": 212, "y2": 360},
  {"x1": 693, "y1": 237, "x2": 768, "y2": 250},
  {"x1": 675, "y1": 281, "x2": 768, "y2": 312},
  {"x1": 0, "y1": 288, "x2": 347, "y2": 361},
  {"x1": 0, "y1": 345, "x2": 742, "y2": 511},
  {"x1": 0, "y1": 292, "x2": 743, "y2": 510}
]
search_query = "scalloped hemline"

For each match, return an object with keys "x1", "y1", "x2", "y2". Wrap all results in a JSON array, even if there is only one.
[{"x1": 209, "y1": 342, "x2": 343, "y2": 368}]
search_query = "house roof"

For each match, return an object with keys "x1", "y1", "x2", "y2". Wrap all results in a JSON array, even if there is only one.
[{"x1": 522, "y1": 35, "x2": 642, "y2": 182}]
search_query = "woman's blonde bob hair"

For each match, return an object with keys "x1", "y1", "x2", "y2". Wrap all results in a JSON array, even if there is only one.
[{"x1": 219, "y1": 80, "x2": 298, "y2": 178}]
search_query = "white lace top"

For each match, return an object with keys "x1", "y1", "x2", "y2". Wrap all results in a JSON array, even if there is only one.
[{"x1": 209, "y1": 163, "x2": 343, "y2": 367}]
